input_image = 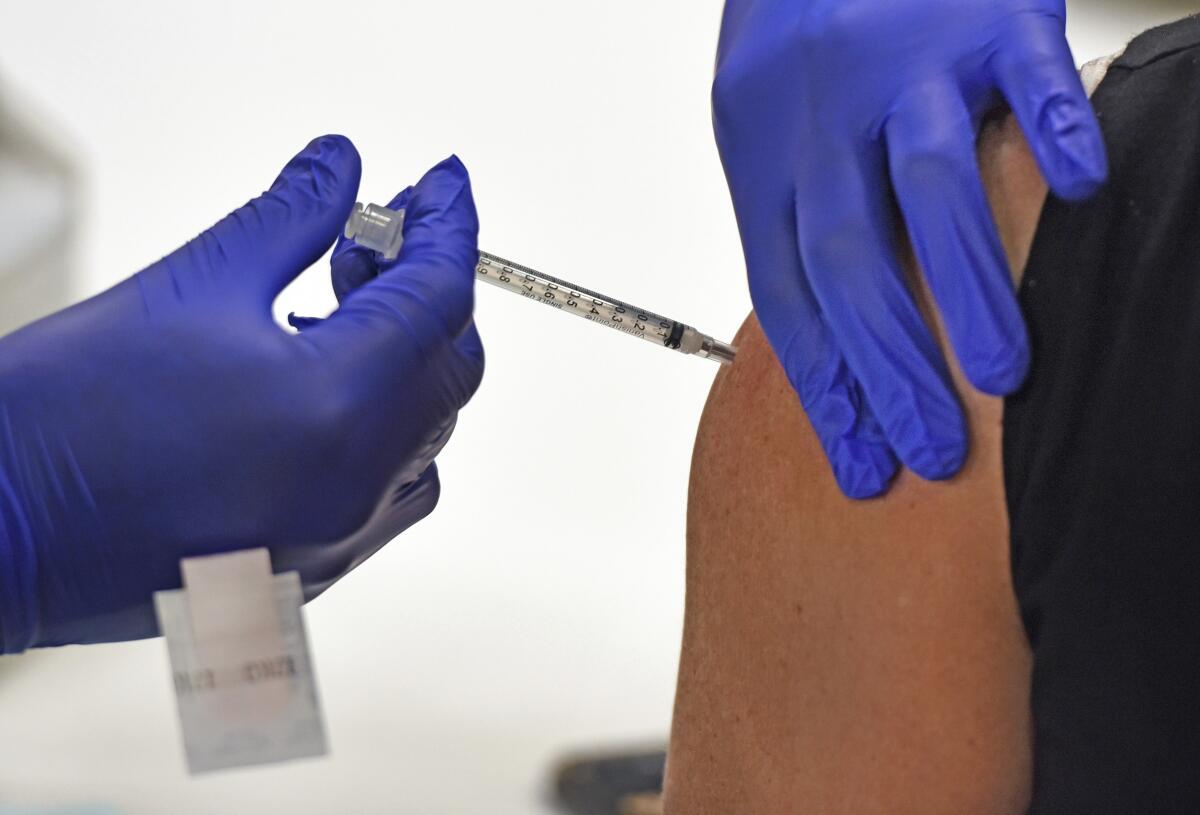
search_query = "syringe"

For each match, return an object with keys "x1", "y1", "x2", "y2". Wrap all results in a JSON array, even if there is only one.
[{"x1": 344, "y1": 202, "x2": 738, "y2": 366}]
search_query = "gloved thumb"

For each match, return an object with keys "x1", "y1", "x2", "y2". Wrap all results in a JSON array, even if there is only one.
[
  {"x1": 150, "y1": 135, "x2": 362, "y2": 310},
  {"x1": 311, "y1": 156, "x2": 479, "y2": 363}
]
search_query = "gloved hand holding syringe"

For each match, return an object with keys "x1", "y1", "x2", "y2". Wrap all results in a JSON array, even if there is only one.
[{"x1": 344, "y1": 202, "x2": 738, "y2": 366}]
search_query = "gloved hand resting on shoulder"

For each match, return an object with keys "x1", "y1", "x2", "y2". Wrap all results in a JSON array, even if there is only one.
[
  {"x1": 0, "y1": 136, "x2": 484, "y2": 652},
  {"x1": 715, "y1": 0, "x2": 1106, "y2": 498}
]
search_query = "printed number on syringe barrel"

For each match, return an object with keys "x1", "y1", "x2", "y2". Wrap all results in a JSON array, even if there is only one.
[
  {"x1": 343, "y1": 202, "x2": 737, "y2": 365},
  {"x1": 474, "y1": 252, "x2": 736, "y2": 365}
]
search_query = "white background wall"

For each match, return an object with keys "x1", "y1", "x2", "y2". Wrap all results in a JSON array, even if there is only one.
[{"x1": 0, "y1": 1, "x2": 1193, "y2": 813}]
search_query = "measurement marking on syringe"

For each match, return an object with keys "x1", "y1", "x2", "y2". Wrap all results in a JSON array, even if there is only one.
[
  {"x1": 349, "y1": 203, "x2": 737, "y2": 365},
  {"x1": 477, "y1": 255, "x2": 688, "y2": 350}
]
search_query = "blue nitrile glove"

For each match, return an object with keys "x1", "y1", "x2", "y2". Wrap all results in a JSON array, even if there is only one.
[
  {"x1": 714, "y1": 0, "x2": 1106, "y2": 498},
  {"x1": 0, "y1": 137, "x2": 484, "y2": 652}
]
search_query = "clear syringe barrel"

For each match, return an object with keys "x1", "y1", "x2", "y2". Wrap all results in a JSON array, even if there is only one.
[
  {"x1": 475, "y1": 253, "x2": 727, "y2": 360},
  {"x1": 344, "y1": 202, "x2": 736, "y2": 365}
]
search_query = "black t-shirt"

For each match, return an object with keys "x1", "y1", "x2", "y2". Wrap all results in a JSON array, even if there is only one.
[{"x1": 1004, "y1": 15, "x2": 1200, "y2": 813}]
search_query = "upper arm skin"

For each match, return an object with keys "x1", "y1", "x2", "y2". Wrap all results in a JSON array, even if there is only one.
[{"x1": 664, "y1": 115, "x2": 1046, "y2": 815}]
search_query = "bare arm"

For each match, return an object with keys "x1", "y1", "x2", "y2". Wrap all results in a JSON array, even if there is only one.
[{"x1": 664, "y1": 114, "x2": 1047, "y2": 814}]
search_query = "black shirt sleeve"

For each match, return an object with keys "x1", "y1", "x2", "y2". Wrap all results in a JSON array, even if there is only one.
[{"x1": 1004, "y1": 15, "x2": 1200, "y2": 814}]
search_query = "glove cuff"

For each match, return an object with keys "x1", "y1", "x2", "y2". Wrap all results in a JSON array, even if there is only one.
[{"x1": 0, "y1": 467, "x2": 39, "y2": 655}]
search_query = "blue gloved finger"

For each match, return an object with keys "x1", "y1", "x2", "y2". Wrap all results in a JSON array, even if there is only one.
[
  {"x1": 990, "y1": 11, "x2": 1108, "y2": 201},
  {"x1": 330, "y1": 248, "x2": 378, "y2": 304},
  {"x1": 738, "y1": 189, "x2": 897, "y2": 498},
  {"x1": 311, "y1": 156, "x2": 481, "y2": 395},
  {"x1": 148, "y1": 135, "x2": 361, "y2": 312},
  {"x1": 796, "y1": 148, "x2": 968, "y2": 482},
  {"x1": 453, "y1": 319, "x2": 486, "y2": 378},
  {"x1": 301, "y1": 463, "x2": 442, "y2": 603},
  {"x1": 884, "y1": 85, "x2": 1030, "y2": 396},
  {"x1": 331, "y1": 186, "x2": 415, "y2": 303}
]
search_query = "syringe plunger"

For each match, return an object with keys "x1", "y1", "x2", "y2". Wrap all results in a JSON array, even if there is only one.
[{"x1": 344, "y1": 203, "x2": 405, "y2": 261}]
